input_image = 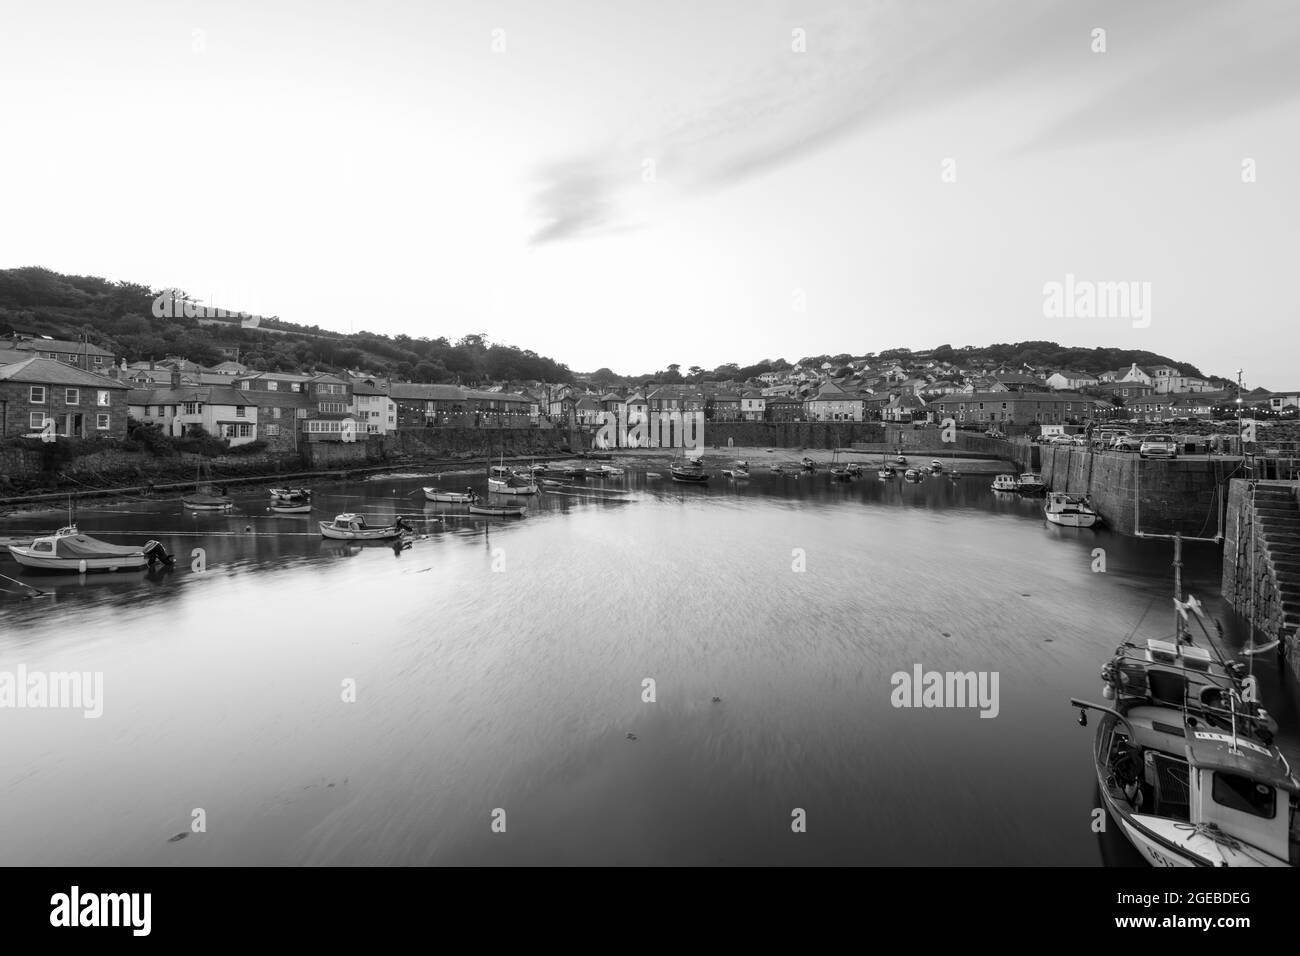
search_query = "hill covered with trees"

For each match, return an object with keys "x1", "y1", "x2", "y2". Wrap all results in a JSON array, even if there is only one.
[{"x1": 0, "y1": 266, "x2": 574, "y2": 384}]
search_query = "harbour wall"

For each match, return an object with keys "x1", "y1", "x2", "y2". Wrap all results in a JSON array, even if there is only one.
[
  {"x1": 699, "y1": 422, "x2": 886, "y2": 449},
  {"x1": 1016, "y1": 444, "x2": 1231, "y2": 537},
  {"x1": 1222, "y1": 480, "x2": 1300, "y2": 679}
]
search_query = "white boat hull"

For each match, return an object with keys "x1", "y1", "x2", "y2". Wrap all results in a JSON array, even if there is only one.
[
  {"x1": 1046, "y1": 510, "x2": 1097, "y2": 528},
  {"x1": 7, "y1": 548, "x2": 147, "y2": 572},
  {"x1": 319, "y1": 523, "x2": 400, "y2": 540},
  {"x1": 270, "y1": 503, "x2": 312, "y2": 514},
  {"x1": 424, "y1": 489, "x2": 475, "y2": 503},
  {"x1": 487, "y1": 478, "x2": 538, "y2": 495}
]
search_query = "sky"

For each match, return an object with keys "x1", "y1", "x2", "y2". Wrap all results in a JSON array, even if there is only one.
[{"x1": 2, "y1": 0, "x2": 1298, "y2": 387}]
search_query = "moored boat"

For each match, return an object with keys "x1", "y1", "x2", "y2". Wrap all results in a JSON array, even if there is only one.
[
  {"x1": 488, "y1": 474, "x2": 539, "y2": 495},
  {"x1": 991, "y1": 473, "x2": 1019, "y2": 493},
  {"x1": 670, "y1": 459, "x2": 710, "y2": 483},
  {"x1": 721, "y1": 460, "x2": 750, "y2": 479},
  {"x1": 904, "y1": 468, "x2": 924, "y2": 482},
  {"x1": 1015, "y1": 473, "x2": 1047, "y2": 495},
  {"x1": 469, "y1": 503, "x2": 526, "y2": 517},
  {"x1": 183, "y1": 493, "x2": 234, "y2": 510},
  {"x1": 877, "y1": 466, "x2": 895, "y2": 480},
  {"x1": 319, "y1": 513, "x2": 402, "y2": 540},
  {"x1": 801, "y1": 457, "x2": 816, "y2": 471},
  {"x1": 1045, "y1": 492, "x2": 1099, "y2": 528},
  {"x1": 7, "y1": 526, "x2": 174, "y2": 572},
  {"x1": 270, "y1": 501, "x2": 313, "y2": 514},
  {"x1": 1071, "y1": 581, "x2": 1297, "y2": 867},
  {"x1": 930, "y1": 459, "x2": 943, "y2": 474},
  {"x1": 269, "y1": 487, "x2": 311, "y2": 502},
  {"x1": 424, "y1": 488, "x2": 478, "y2": 504}
]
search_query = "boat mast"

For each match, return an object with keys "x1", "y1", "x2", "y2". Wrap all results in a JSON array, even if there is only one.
[{"x1": 1173, "y1": 532, "x2": 1184, "y2": 645}]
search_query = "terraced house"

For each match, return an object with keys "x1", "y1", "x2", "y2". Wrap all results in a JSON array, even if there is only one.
[
  {"x1": 925, "y1": 391, "x2": 1114, "y2": 425},
  {"x1": 6, "y1": 334, "x2": 115, "y2": 371},
  {"x1": 389, "y1": 383, "x2": 534, "y2": 427},
  {"x1": 0, "y1": 357, "x2": 131, "y2": 439}
]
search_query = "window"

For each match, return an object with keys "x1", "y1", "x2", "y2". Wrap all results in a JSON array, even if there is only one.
[
  {"x1": 96, "y1": 413, "x2": 110, "y2": 430},
  {"x1": 267, "y1": 381, "x2": 278, "y2": 391},
  {"x1": 296, "y1": 408, "x2": 307, "y2": 419},
  {"x1": 265, "y1": 424, "x2": 280, "y2": 436},
  {"x1": 65, "y1": 388, "x2": 80, "y2": 405},
  {"x1": 93, "y1": 356, "x2": 104, "y2": 366},
  {"x1": 238, "y1": 423, "x2": 253, "y2": 438},
  {"x1": 236, "y1": 406, "x2": 246, "y2": 417},
  {"x1": 1212, "y1": 772, "x2": 1276, "y2": 819},
  {"x1": 183, "y1": 402, "x2": 201, "y2": 415},
  {"x1": 319, "y1": 402, "x2": 347, "y2": 414},
  {"x1": 30, "y1": 386, "x2": 46, "y2": 403},
  {"x1": 240, "y1": 380, "x2": 251, "y2": 390},
  {"x1": 272, "y1": 406, "x2": 282, "y2": 419},
  {"x1": 29, "y1": 412, "x2": 47, "y2": 429},
  {"x1": 290, "y1": 383, "x2": 301, "y2": 392},
  {"x1": 97, "y1": 390, "x2": 111, "y2": 406}
]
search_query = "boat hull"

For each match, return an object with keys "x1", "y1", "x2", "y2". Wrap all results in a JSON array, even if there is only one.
[
  {"x1": 183, "y1": 496, "x2": 233, "y2": 510},
  {"x1": 1046, "y1": 510, "x2": 1097, "y2": 528},
  {"x1": 487, "y1": 478, "x2": 538, "y2": 495},
  {"x1": 7, "y1": 547, "x2": 147, "y2": 572},
  {"x1": 469, "y1": 505, "x2": 525, "y2": 517},
  {"x1": 270, "y1": 503, "x2": 312, "y2": 514},
  {"x1": 424, "y1": 489, "x2": 476, "y2": 503},
  {"x1": 670, "y1": 472, "x2": 709, "y2": 483},
  {"x1": 319, "y1": 523, "x2": 400, "y2": 540}
]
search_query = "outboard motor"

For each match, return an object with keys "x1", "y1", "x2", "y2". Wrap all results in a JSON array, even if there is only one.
[{"x1": 143, "y1": 540, "x2": 175, "y2": 568}]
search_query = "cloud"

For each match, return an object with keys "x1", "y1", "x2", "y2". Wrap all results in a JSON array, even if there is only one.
[{"x1": 527, "y1": 0, "x2": 1300, "y2": 245}]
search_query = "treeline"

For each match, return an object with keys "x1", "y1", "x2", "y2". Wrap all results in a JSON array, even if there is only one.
[{"x1": 0, "y1": 267, "x2": 574, "y2": 384}]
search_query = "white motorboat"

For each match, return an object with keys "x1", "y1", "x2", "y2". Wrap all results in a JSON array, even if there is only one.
[
  {"x1": 269, "y1": 487, "x2": 311, "y2": 502},
  {"x1": 270, "y1": 501, "x2": 313, "y2": 514},
  {"x1": 7, "y1": 526, "x2": 173, "y2": 572},
  {"x1": 992, "y1": 474, "x2": 1019, "y2": 493},
  {"x1": 1045, "y1": 492, "x2": 1099, "y2": 528},
  {"x1": 319, "y1": 513, "x2": 402, "y2": 540}
]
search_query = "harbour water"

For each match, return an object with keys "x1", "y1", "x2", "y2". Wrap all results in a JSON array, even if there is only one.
[{"x1": 2, "y1": 463, "x2": 1297, "y2": 865}]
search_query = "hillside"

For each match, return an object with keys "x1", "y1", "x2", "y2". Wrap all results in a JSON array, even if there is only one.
[{"x1": 0, "y1": 266, "x2": 574, "y2": 385}]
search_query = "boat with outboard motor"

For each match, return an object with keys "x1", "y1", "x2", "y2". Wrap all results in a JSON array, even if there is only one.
[{"x1": 7, "y1": 526, "x2": 175, "y2": 572}]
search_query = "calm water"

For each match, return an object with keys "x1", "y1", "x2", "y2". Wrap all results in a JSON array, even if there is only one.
[{"x1": 2, "y1": 461, "x2": 1297, "y2": 865}]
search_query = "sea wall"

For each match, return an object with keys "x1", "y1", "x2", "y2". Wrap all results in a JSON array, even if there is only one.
[
  {"x1": 1026, "y1": 445, "x2": 1230, "y2": 537},
  {"x1": 1222, "y1": 480, "x2": 1300, "y2": 679}
]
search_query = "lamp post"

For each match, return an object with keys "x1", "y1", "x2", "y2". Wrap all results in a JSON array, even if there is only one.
[{"x1": 1236, "y1": 368, "x2": 1244, "y2": 459}]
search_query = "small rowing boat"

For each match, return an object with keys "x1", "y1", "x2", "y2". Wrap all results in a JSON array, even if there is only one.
[
  {"x1": 270, "y1": 501, "x2": 313, "y2": 514},
  {"x1": 424, "y1": 488, "x2": 478, "y2": 504},
  {"x1": 469, "y1": 504, "x2": 526, "y2": 517}
]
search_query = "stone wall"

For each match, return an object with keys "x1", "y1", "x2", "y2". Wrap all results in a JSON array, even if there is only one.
[
  {"x1": 698, "y1": 421, "x2": 885, "y2": 449},
  {"x1": 1029, "y1": 445, "x2": 1230, "y2": 537}
]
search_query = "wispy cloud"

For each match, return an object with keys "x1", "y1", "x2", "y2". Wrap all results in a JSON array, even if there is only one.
[{"x1": 528, "y1": 0, "x2": 1300, "y2": 245}]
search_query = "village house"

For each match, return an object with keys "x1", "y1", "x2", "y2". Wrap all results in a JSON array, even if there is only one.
[
  {"x1": 127, "y1": 376, "x2": 262, "y2": 446},
  {"x1": 707, "y1": 390, "x2": 742, "y2": 422},
  {"x1": 804, "y1": 381, "x2": 864, "y2": 421},
  {"x1": 231, "y1": 371, "x2": 316, "y2": 452},
  {"x1": 1046, "y1": 370, "x2": 1099, "y2": 391},
  {"x1": 351, "y1": 378, "x2": 397, "y2": 435},
  {"x1": 926, "y1": 391, "x2": 1114, "y2": 426},
  {"x1": 7, "y1": 334, "x2": 115, "y2": 371},
  {"x1": 0, "y1": 356, "x2": 131, "y2": 440},
  {"x1": 764, "y1": 396, "x2": 804, "y2": 422},
  {"x1": 739, "y1": 388, "x2": 766, "y2": 421}
]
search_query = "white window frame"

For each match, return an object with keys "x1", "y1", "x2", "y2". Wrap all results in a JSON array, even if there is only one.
[
  {"x1": 29, "y1": 412, "x2": 47, "y2": 429},
  {"x1": 65, "y1": 388, "x2": 80, "y2": 405},
  {"x1": 30, "y1": 386, "x2": 46, "y2": 403},
  {"x1": 96, "y1": 413, "x2": 110, "y2": 430},
  {"x1": 97, "y1": 390, "x2": 111, "y2": 407}
]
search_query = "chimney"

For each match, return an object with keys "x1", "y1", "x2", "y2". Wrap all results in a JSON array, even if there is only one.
[{"x1": 171, "y1": 367, "x2": 182, "y2": 389}]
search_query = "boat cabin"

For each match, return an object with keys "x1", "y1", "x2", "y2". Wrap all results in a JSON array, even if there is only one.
[{"x1": 329, "y1": 513, "x2": 370, "y2": 531}]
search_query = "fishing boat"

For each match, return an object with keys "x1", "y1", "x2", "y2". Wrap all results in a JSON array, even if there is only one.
[
  {"x1": 1045, "y1": 492, "x2": 1099, "y2": 528},
  {"x1": 469, "y1": 503, "x2": 526, "y2": 517},
  {"x1": 670, "y1": 458, "x2": 710, "y2": 484},
  {"x1": 269, "y1": 487, "x2": 311, "y2": 502},
  {"x1": 1015, "y1": 473, "x2": 1047, "y2": 495},
  {"x1": 828, "y1": 451, "x2": 851, "y2": 481},
  {"x1": 1070, "y1": 539, "x2": 1297, "y2": 867},
  {"x1": 992, "y1": 473, "x2": 1019, "y2": 493},
  {"x1": 721, "y1": 461, "x2": 750, "y2": 479},
  {"x1": 877, "y1": 465, "x2": 895, "y2": 480},
  {"x1": 319, "y1": 513, "x2": 402, "y2": 540},
  {"x1": 424, "y1": 488, "x2": 478, "y2": 504},
  {"x1": 8, "y1": 526, "x2": 174, "y2": 572},
  {"x1": 904, "y1": 468, "x2": 924, "y2": 482}
]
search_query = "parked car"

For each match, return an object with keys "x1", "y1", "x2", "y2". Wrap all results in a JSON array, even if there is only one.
[
  {"x1": 1112, "y1": 436, "x2": 1143, "y2": 452},
  {"x1": 1139, "y1": 434, "x2": 1179, "y2": 459},
  {"x1": 1050, "y1": 435, "x2": 1075, "y2": 445}
]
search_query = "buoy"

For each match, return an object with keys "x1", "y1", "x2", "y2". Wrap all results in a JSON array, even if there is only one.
[{"x1": 78, "y1": 559, "x2": 87, "y2": 574}]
